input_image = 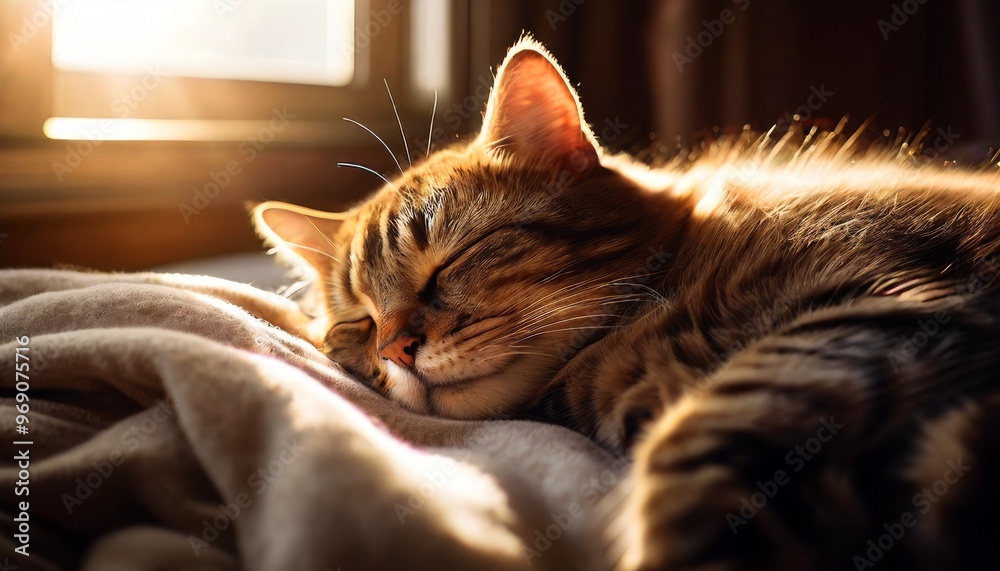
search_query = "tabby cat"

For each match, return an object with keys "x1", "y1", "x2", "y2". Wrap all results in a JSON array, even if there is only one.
[{"x1": 253, "y1": 38, "x2": 1000, "y2": 570}]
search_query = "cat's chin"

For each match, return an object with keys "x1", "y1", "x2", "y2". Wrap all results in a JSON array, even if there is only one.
[
  {"x1": 384, "y1": 364, "x2": 431, "y2": 414},
  {"x1": 382, "y1": 358, "x2": 547, "y2": 419},
  {"x1": 383, "y1": 362, "x2": 496, "y2": 418}
]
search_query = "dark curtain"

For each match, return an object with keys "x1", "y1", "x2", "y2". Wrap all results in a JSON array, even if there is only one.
[
  {"x1": 647, "y1": 0, "x2": 1000, "y2": 155},
  {"x1": 471, "y1": 0, "x2": 999, "y2": 157}
]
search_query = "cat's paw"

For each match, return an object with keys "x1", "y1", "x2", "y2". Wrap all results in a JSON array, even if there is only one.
[
  {"x1": 599, "y1": 375, "x2": 687, "y2": 451},
  {"x1": 604, "y1": 382, "x2": 663, "y2": 450},
  {"x1": 615, "y1": 398, "x2": 816, "y2": 571},
  {"x1": 596, "y1": 358, "x2": 705, "y2": 451}
]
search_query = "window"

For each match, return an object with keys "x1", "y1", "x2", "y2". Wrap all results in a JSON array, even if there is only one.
[
  {"x1": 53, "y1": 0, "x2": 357, "y2": 86},
  {"x1": 1, "y1": 0, "x2": 458, "y2": 142}
]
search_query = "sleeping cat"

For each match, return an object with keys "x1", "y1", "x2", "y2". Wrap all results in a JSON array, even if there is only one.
[{"x1": 253, "y1": 37, "x2": 1000, "y2": 570}]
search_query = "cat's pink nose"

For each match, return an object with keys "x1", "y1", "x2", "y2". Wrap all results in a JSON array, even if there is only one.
[{"x1": 379, "y1": 333, "x2": 422, "y2": 369}]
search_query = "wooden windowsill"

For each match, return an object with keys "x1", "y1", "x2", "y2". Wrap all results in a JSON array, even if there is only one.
[{"x1": 0, "y1": 140, "x2": 396, "y2": 270}]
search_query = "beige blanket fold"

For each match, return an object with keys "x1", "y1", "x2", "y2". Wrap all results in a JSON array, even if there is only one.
[{"x1": 0, "y1": 269, "x2": 621, "y2": 571}]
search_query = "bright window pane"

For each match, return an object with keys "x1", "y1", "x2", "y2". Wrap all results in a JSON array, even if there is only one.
[{"x1": 52, "y1": 0, "x2": 355, "y2": 86}]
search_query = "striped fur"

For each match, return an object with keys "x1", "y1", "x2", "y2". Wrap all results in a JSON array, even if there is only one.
[{"x1": 254, "y1": 37, "x2": 1000, "y2": 570}]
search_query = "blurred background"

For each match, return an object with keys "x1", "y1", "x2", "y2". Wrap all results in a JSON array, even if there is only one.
[{"x1": 0, "y1": 0, "x2": 997, "y2": 271}]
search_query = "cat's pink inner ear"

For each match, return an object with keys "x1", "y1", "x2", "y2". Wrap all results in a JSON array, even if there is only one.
[
  {"x1": 479, "y1": 47, "x2": 598, "y2": 176},
  {"x1": 251, "y1": 201, "x2": 346, "y2": 273}
]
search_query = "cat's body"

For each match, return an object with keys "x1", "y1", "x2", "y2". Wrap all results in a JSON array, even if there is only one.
[
  {"x1": 552, "y1": 155, "x2": 1000, "y2": 445},
  {"x1": 551, "y1": 156, "x2": 1000, "y2": 570},
  {"x1": 254, "y1": 38, "x2": 1000, "y2": 570}
]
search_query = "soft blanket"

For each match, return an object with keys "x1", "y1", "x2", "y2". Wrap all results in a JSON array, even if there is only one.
[{"x1": 0, "y1": 269, "x2": 627, "y2": 571}]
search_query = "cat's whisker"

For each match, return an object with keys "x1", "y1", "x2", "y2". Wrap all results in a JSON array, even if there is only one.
[
  {"x1": 517, "y1": 312, "x2": 619, "y2": 333},
  {"x1": 343, "y1": 117, "x2": 403, "y2": 175},
  {"x1": 283, "y1": 241, "x2": 342, "y2": 264},
  {"x1": 524, "y1": 272, "x2": 610, "y2": 298},
  {"x1": 304, "y1": 218, "x2": 342, "y2": 254},
  {"x1": 514, "y1": 298, "x2": 632, "y2": 329},
  {"x1": 517, "y1": 288, "x2": 603, "y2": 317},
  {"x1": 488, "y1": 143, "x2": 515, "y2": 154},
  {"x1": 426, "y1": 89, "x2": 438, "y2": 159},
  {"x1": 532, "y1": 313, "x2": 622, "y2": 331},
  {"x1": 514, "y1": 324, "x2": 616, "y2": 344},
  {"x1": 509, "y1": 310, "x2": 623, "y2": 342},
  {"x1": 612, "y1": 269, "x2": 672, "y2": 283},
  {"x1": 538, "y1": 268, "x2": 571, "y2": 285},
  {"x1": 505, "y1": 313, "x2": 622, "y2": 344},
  {"x1": 486, "y1": 134, "x2": 514, "y2": 150},
  {"x1": 522, "y1": 285, "x2": 649, "y2": 318},
  {"x1": 515, "y1": 298, "x2": 607, "y2": 329},
  {"x1": 499, "y1": 287, "x2": 599, "y2": 322},
  {"x1": 504, "y1": 329, "x2": 627, "y2": 352},
  {"x1": 609, "y1": 281, "x2": 669, "y2": 303},
  {"x1": 507, "y1": 315, "x2": 610, "y2": 343},
  {"x1": 337, "y1": 162, "x2": 393, "y2": 187},
  {"x1": 385, "y1": 79, "x2": 412, "y2": 167},
  {"x1": 478, "y1": 349, "x2": 558, "y2": 364},
  {"x1": 515, "y1": 292, "x2": 646, "y2": 326},
  {"x1": 277, "y1": 279, "x2": 311, "y2": 299},
  {"x1": 607, "y1": 270, "x2": 671, "y2": 289},
  {"x1": 513, "y1": 274, "x2": 622, "y2": 315}
]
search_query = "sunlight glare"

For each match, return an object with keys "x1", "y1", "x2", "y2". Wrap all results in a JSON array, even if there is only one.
[
  {"x1": 411, "y1": 0, "x2": 450, "y2": 98},
  {"x1": 52, "y1": 0, "x2": 355, "y2": 86}
]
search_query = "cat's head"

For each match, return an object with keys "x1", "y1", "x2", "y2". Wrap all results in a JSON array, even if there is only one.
[{"x1": 253, "y1": 38, "x2": 688, "y2": 418}]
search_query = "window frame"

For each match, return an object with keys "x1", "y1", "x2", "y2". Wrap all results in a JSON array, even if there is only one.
[{"x1": 0, "y1": 0, "x2": 469, "y2": 144}]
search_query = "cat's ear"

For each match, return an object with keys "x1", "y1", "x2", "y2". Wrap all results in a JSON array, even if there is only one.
[
  {"x1": 251, "y1": 201, "x2": 348, "y2": 275},
  {"x1": 477, "y1": 39, "x2": 599, "y2": 177}
]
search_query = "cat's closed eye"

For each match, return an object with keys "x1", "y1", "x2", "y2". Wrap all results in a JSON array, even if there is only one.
[
  {"x1": 333, "y1": 315, "x2": 374, "y2": 327},
  {"x1": 417, "y1": 266, "x2": 444, "y2": 303}
]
